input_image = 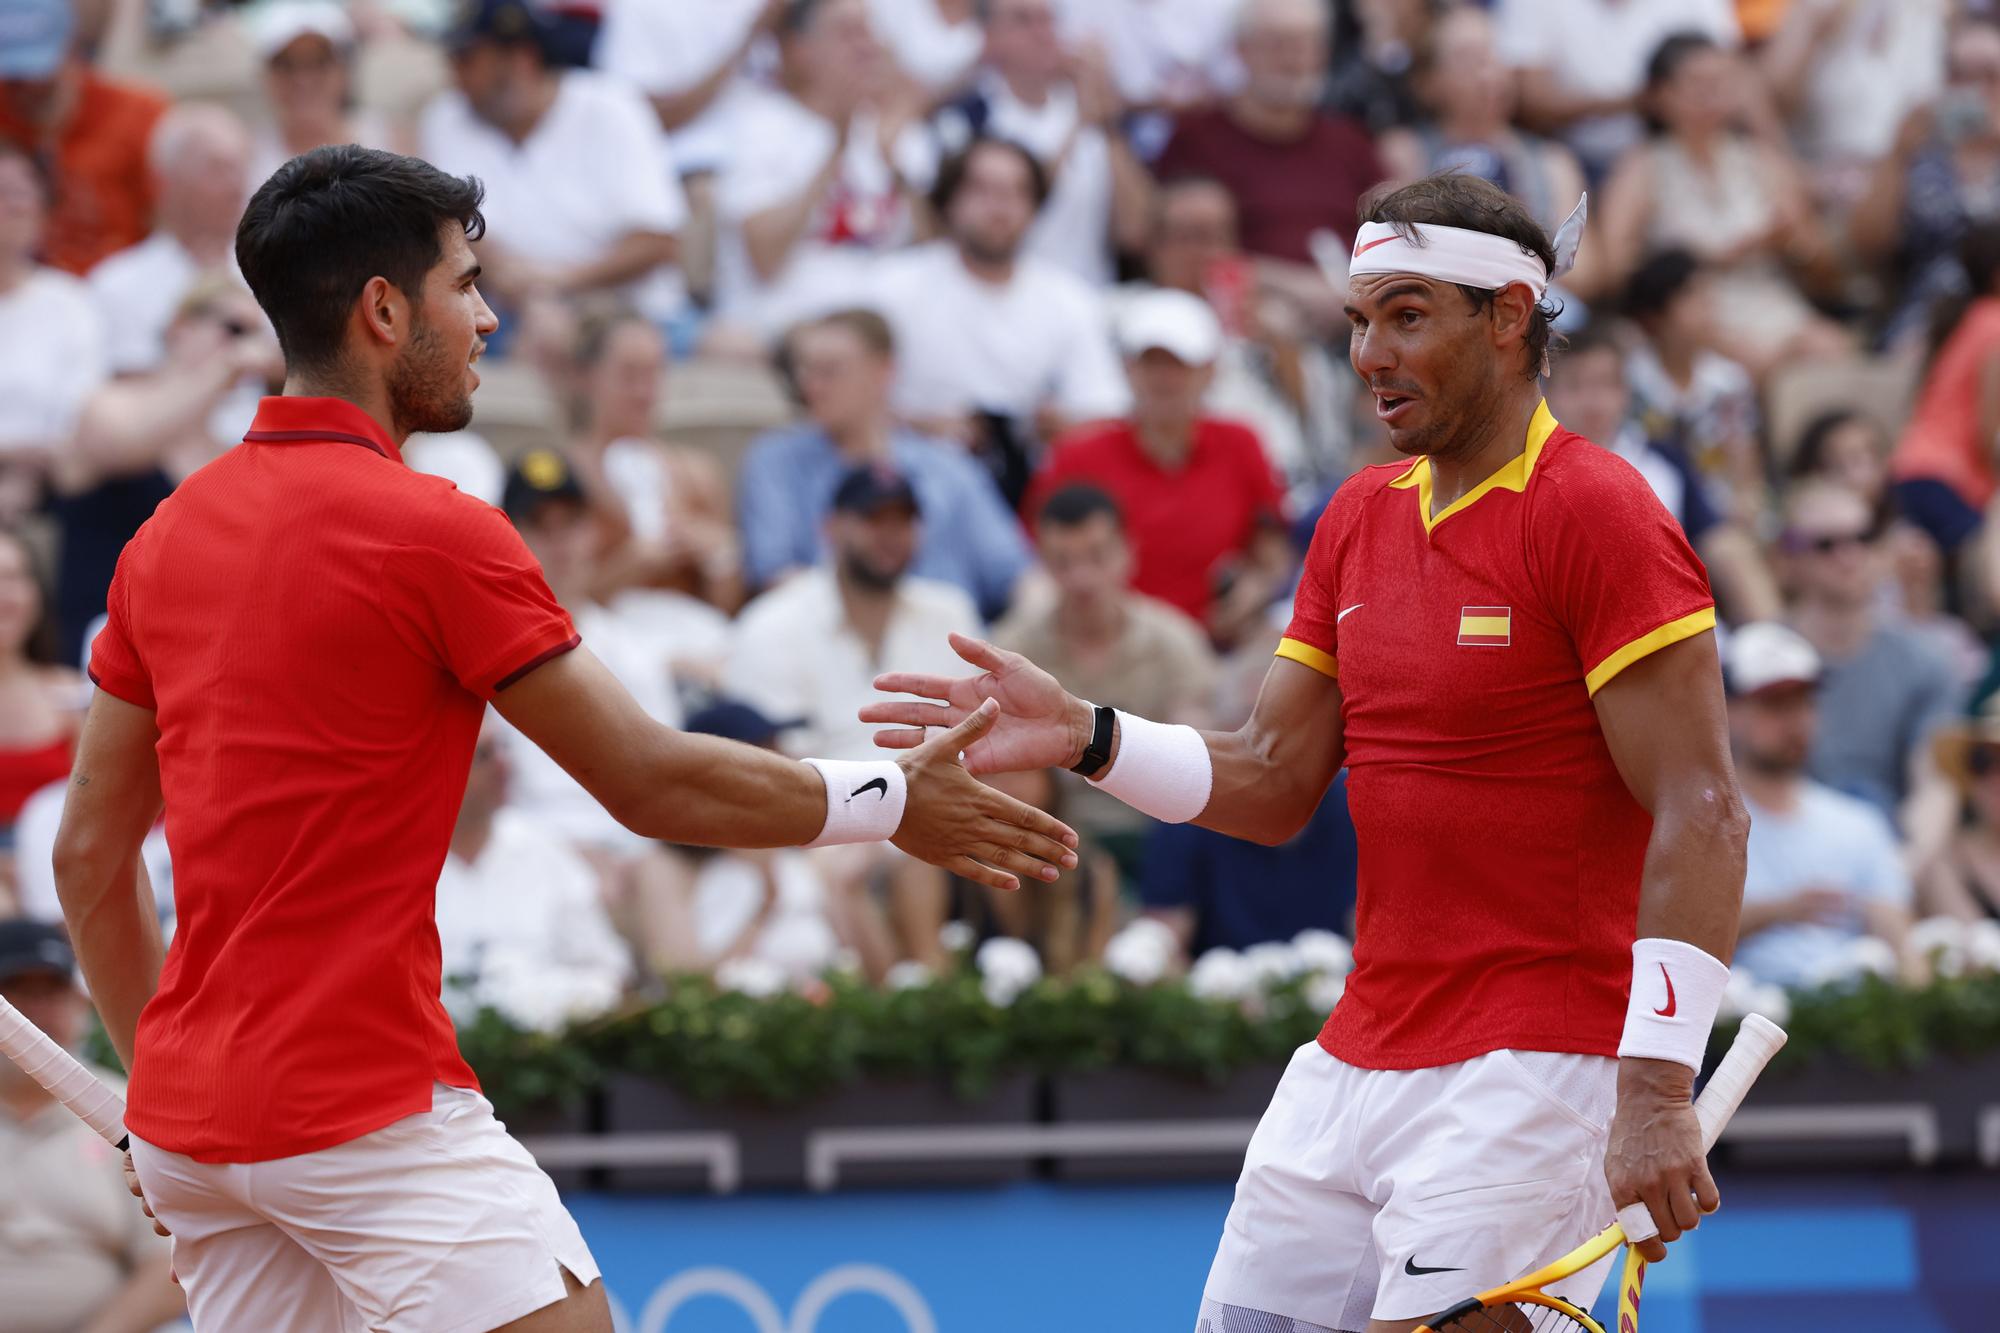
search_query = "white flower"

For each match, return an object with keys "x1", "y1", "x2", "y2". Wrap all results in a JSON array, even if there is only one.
[
  {"x1": 885, "y1": 960, "x2": 934, "y2": 991},
  {"x1": 1906, "y1": 915, "x2": 1970, "y2": 979},
  {"x1": 1292, "y1": 928, "x2": 1354, "y2": 977},
  {"x1": 976, "y1": 936, "x2": 1043, "y2": 1006},
  {"x1": 1306, "y1": 971, "x2": 1346, "y2": 1012},
  {"x1": 1104, "y1": 918, "x2": 1179, "y2": 985},
  {"x1": 1243, "y1": 941, "x2": 1306, "y2": 988},
  {"x1": 1187, "y1": 948, "x2": 1254, "y2": 1001},
  {"x1": 715, "y1": 956, "x2": 789, "y2": 999},
  {"x1": 1967, "y1": 920, "x2": 2000, "y2": 974},
  {"x1": 975, "y1": 936, "x2": 1043, "y2": 1007},
  {"x1": 938, "y1": 920, "x2": 976, "y2": 954}
]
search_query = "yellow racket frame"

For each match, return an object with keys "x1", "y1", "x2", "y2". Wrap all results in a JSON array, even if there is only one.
[{"x1": 1413, "y1": 1014, "x2": 1788, "y2": 1333}]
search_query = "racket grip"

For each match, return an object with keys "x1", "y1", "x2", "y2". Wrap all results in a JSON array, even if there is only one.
[
  {"x1": 1616, "y1": 1014, "x2": 1788, "y2": 1246},
  {"x1": 0, "y1": 997, "x2": 129, "y2": 1148}
]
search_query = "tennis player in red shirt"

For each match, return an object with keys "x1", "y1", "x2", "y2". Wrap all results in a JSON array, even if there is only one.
[
  {"x1": 49, "y1": 145, "x2": 1076, "y2": 1333},
  {"x1": 865, "y1": 174, "x2": 1749, "y2": 1333}
]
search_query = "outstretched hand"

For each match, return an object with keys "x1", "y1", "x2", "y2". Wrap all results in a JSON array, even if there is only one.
[
  {"x1": 863, "y1": 633, "x2": 1091, "y2": 777},
  {"x1": 891, "y1": 697, "x2": 1080, "y2": 891}
]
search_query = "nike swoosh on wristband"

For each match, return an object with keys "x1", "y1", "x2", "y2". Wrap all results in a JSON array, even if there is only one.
[
  {"x1": 1654, "y1": 962, "x2": 1677, "y2": 1018},
  {"x1": 851, "y1": 778, "x2": 890, "y2": 800},
  {"x1": 1404, "y1": 1257, "x2": 1463, "y2": 1277}
]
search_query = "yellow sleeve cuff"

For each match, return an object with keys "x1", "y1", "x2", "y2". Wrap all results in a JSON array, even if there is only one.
[
  {"x1": 1275, "y1": 637, "x2": 1338, "y2": 679},
  {"x1": 1584, "y1": 607, "x2": 1717, "y2": 696}
]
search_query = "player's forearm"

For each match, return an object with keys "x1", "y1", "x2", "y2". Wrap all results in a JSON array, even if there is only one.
[
  {"x1": 612, "y1": 725, "x2": 837, "y2": 848},
  {"x1": 54, "y1": 845, "x2": 164, "y2": 1070},
  {"x1": 1632, "y1": 790, "x2": 1748, "y2": 966},
  {"x1": 1064, "y1": 658, "x2": 1342, "y2": 846},
  {"x1": 76, "y1": 1254, "x2": 184, "y2": 1333}
]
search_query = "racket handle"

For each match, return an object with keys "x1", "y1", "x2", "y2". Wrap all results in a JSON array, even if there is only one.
[
  {"x1": 1615, "y1": 1013, "x2": 1788, "y2": 1246},
  {"x1": 0, "y1": 995, "x2": 130, "y2": 1149}
]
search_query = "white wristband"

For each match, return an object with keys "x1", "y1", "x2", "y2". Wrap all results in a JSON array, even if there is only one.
[
  {"x1": 801, "y1": 758, "x2": 907, "y2": 847},
  {"x1": 1086, "y1": 711, "x2": 1212, "y2": 824},
  {"x1": 1617, "y1": 937, "x2": 1729, "y2": 1073}
]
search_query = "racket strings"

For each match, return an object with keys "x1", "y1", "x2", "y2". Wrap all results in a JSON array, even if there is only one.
[{"x1": 1430, "y1": 1303, "x2": 1597, "y2": 1333}]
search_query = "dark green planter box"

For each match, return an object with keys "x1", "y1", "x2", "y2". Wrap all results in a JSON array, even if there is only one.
[{"x1": 599, "y1": 1071, "x2": 1039, "y2": 1192}]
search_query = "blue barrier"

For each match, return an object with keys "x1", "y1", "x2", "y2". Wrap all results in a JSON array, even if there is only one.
[{"x1": 567, "y1": 1174, "x2": 1997, "y2": 1332}]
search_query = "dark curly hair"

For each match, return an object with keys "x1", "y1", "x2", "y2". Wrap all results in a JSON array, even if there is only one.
[{"x1": 1358, "y1": 173, "x2": 1563, "y2": 380}]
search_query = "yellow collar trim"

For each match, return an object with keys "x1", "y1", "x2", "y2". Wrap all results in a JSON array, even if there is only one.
[{"x1": 1387, "y1": 400, "x2": 1560, "y2": 536}]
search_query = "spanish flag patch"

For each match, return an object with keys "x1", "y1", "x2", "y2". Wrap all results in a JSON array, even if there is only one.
[{"x1": 1457, "y1": 606, "x2": 1511, "y2": 647}]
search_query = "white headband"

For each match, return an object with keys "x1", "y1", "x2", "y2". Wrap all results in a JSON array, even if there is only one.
[{"x1": 1349, "y1": 195, "x2": 1588, "y2": 300}]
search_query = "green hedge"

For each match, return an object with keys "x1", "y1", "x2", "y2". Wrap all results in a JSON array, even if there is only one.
[{"x1": 460, "y1": 968, "x2": 2000, "y2": 1123}]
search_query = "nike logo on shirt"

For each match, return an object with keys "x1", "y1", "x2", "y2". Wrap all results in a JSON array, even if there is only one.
[
  {"x1": 851, "y1": 778, "x2": 890, "y2": 801},
  {"x1": 1337, "y1": 604, "x2": 1366, "y2": 623},
  {"x1": 1404, "y1": 1257, "x2": 1463, "y2": 1276},
  {"x1": 1654, "y1": 963, "x2": 1677, "y2": 1018}
]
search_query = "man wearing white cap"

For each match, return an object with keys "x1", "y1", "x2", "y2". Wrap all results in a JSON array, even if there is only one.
[
  {"x1": 1028, "y1": 286, "x2": 1290, "y2": 648},
  {"x1": 247, "y1": 2, "x2": 398, "y2": 189},
  {"x1": 868, "y1": 173, "x2": 1751, "y2": 1330},
  {"x1": 1724, "y1": 622, "x2": 1911, "y2": 990}
]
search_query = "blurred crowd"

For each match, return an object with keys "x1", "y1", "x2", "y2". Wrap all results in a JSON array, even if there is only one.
[{"x1": 12, "y1": 0, "x2": 2000, "y2": 1321}]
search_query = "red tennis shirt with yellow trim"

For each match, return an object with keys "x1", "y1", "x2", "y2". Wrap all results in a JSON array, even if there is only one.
[
  {"x1": 1279, "y1": 401, "x2": 1715, "y2": 1070},
  {"x1": 85, "y1": 397, "x2": 580, "y2": 1163}
]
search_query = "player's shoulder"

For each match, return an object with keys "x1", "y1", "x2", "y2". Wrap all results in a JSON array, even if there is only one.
[
  {"x1": 1330, "y1": 458, "x2": 1416, "y2": 508},
  {"x1": 1530, "y1": 426, "x2": 1676, "y2": 521}
]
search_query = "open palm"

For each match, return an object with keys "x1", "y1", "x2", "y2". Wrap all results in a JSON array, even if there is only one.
[{"x1": 861, "y1": 632, "x2": 1086, "y2": 776}]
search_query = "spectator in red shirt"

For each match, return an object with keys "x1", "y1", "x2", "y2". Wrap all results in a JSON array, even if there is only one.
[
  {"x1": 1152, "y1": 0, "x2": 1383, "y2": 328},
  {"x1": 1029, "y1": 288, "x2": 1292, "y2": 647},
  {"x1": 0, "y1": 0, "x2": 167, "y2": 275}
]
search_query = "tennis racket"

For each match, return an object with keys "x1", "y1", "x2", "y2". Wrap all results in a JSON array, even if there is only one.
[
  {"x1": 1414, "y1": 1013, "x2": 1788, "y2": 1333},
  {"x1": 0, "y1": 993, "x2": 129, "y2": 1149}
]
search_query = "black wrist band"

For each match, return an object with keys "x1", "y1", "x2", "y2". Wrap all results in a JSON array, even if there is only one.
[{"x1": 1069, "y1": 703, "x2": 1117, "y2": 778}]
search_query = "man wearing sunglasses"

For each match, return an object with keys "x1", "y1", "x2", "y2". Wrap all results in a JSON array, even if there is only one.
[{"x1": 1780, "y1": 480, "x2": 1963, "y2": 838}]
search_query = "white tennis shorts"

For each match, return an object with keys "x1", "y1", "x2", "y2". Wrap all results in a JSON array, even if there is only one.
[
  {"x1": 1202, "y1": 1041, "x2": 1619, "y2": 1330},
  {"x1": 129, "y1": 1084, "x2": 600, "y2": 1333}
]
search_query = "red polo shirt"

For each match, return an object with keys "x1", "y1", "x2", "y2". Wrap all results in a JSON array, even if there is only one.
[
  {"x1": 88, "y1": 397, "x2": 579, "y2": 1163},
  {"x1": 1280, "y1": 403, "x2": 1716, "y2": 1069},
  {"x1": 1027, "y1": 418, "x2": 1287, "y2": 625}
]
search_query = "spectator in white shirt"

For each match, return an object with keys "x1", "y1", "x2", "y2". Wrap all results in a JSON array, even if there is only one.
[
  {"x1": 930, "y1": 0, "x2": 1152, "y2": 286},
  {"x1": 85, "y1": 101, "x2": 251, "y2": 377},
  {"x1": 0, "y1": 142, "x2": 103, "y2": 523},
  {"x1": 727, "y1": 463, "x2": 980, "y2": 963},
  {"x1": 1726, "y1": 623, "x2": 1913, "y2": 989},
  {"x1": 709, "y1": 0, "x2": 934, "y2": 342},
  {"x1": 1492, "y1": 0, "x2": 1739, "y2": 179},
  {"x1": 870, "y1": 136, "x2": 1128, "y2": 492},
  {"x1": 436, "y1": 722, "x2": 633, "y2": 1024},
  {"x1": 246, "y1": 1, "x2": 403, "y2": 190},
  {"x1": 421, "y1": 0, "x2": 685, "y2": 336}
]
